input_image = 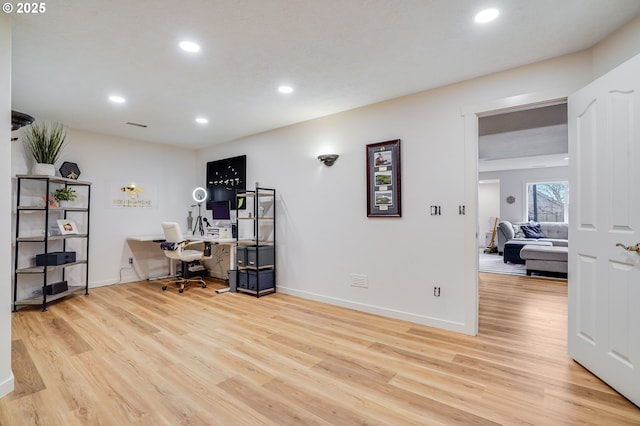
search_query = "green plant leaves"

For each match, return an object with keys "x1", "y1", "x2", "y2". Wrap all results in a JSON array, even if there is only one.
[
  {"x1": 52, "y1": 187, "x2": 77, "y2": 202},
  {"x1": 22, "y1": 121, "x2": 67, "y2": 164}
]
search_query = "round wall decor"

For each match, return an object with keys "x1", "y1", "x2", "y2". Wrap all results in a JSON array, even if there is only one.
[{"x1": 506, "y1": 195, "x2": 516, "y2": 204}]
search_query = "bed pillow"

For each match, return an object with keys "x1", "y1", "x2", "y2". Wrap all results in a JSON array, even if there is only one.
[{"x1": 521, "y1": 223, "x2": 545, "y2": 239}]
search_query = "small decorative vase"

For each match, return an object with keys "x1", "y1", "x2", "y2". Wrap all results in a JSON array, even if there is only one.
[
  {"x1": 187, "y1": 211, "x2": 193, "y2": 231},
  {"x1": 32, "y1": 163, "x2": 55, "y2": 176}
]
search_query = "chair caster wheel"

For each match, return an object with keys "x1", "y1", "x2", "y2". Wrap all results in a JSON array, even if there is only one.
[
  {"x1": 179, "y1": 288, "x2": 184, "y2": 293},
  {"x1": 162, "y1": 286, "x2": 167, "y2": 291},
  {"x1": 202, "y1": 283, "x2": 207, "y2": 288}
]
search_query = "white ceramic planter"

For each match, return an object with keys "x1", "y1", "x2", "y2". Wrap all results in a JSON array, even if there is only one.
[{"x1": 32, "y1": 163, "x2": 55, "y2": 176}]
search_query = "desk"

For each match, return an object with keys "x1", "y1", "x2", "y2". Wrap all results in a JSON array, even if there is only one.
[
  {"x1": 126, "y1": 235, "x2": 237, "y2": 291},
  {"x1": 126, "y1": 234, "x2": 165, "y2": 243},
  {"x1": 126, "y1": 235, "x2": 174, "y2": 278},
  {"x1": 202, "y1": 237, "x2": 236, "y2": 293}
]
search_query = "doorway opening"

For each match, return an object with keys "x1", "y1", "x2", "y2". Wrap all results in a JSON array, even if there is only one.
[{"x1": 477, "y1": 101, "x2": 568, "y2": 277}]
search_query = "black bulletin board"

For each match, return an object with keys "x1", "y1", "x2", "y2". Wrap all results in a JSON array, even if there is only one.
[{"x1": 206, "y1": 155, "x2": 246, "y2": 209}]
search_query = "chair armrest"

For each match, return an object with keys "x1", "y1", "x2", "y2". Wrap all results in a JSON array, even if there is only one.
[
  {"x1": 184, "y1": 240, "x2": 213, "y2": 260},
  {"x1": 183, "y1": 240, "x2": 204, "y2": 249}
]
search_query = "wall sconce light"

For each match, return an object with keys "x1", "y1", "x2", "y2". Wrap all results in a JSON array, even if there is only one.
[{"x1": 317, "y1": 154, "x2": 339, "y2": 166}]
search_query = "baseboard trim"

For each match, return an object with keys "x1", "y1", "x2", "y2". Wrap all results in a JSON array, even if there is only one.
[
  {"x1": 277, "y1": 286, "x2": 469, "y2": 334},
  {"x1": 90, "y1": 279, "x2": 120, "y2": 288},
  {"x1": 0, "y1": 372, "x2": 14, "y2": 399},
  {"x1": 86, "y1": 280, "x2": 472, "y2": 334}
]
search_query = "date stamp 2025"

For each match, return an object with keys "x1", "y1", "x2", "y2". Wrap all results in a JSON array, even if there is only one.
[{"x1": 3, "y1": 2, "x2": 47, "y2": 14}]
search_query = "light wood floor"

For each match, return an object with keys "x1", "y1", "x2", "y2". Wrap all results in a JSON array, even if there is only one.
[{"x1": 1, "y1": 274, "x2": 639, "y2": 425}]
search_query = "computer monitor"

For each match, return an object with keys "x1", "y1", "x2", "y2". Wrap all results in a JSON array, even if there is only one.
[{"x1": 211, "y1": 200, "x2": 231, "y2": 220}]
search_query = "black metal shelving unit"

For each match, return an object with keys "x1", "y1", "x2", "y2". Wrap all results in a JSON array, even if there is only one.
[
  {"x1": 235, "y1": 186, "x2": 276, "y2": 297},
  {"x1": 13, "y1": 175, "x2": 91, "y2": 311}
]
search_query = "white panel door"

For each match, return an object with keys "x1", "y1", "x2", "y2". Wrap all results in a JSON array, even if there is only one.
[{"x1": 568, "y1": 53, "x2": 640, "y2": 406}]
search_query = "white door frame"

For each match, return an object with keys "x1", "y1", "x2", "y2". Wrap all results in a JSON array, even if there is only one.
[{"x1": 462, "y1": 90, "x2": 568, "y2": 335}]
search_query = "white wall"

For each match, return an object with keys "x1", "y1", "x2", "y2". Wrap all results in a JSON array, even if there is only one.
[
  {"x1": 1, "y1": 13, "x2": 14, "y2": 399},
  {"x1": 480, "y1": 166, "x2": 569, "y2": 223},
  {"x1": 478, "y1": 181, "x2": 500, "y2": 248},
  {"x1": 195, "y1": 51, "x2": 592, "y2": 334},
  {"x1": 194, "y1": 15, "x2": 640, "y2": 333},
  {"x1": 11, "y1": 128, "x2": 199, "y2": 299}
]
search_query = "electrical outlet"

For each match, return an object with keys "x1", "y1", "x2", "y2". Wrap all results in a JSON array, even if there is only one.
[
  {"x1": 433, "y1": 286, "x2": 441, "y2": 297},
  {"x1": 128, "y1": 257, "x2": 133, "y2": 264}
]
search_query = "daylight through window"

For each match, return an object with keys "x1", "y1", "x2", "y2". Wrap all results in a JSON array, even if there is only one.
[{"x1": 526, "y1": 181, "x2": 568, "y2": 223}]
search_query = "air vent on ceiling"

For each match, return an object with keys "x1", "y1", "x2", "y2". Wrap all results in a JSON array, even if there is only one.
[{"x1": 126, "y1": 122, "x2": 148, "y2": 128}]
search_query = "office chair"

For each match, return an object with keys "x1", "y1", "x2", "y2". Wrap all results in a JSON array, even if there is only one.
[{"x1": 160, "y1": 221, "x2": 210, "y2": 293}]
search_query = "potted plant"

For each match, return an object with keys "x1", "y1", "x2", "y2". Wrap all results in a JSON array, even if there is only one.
[
  {"x1": 53, "y1": 187, "x2": 77, "y2": 207},
  {"x1": 22, "y1": 121, "x2": 67, "y2": 176}
]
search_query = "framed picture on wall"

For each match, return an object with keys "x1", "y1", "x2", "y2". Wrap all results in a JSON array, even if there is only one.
[{"x1": 366, "y1": 139, "x2": 401, "y2": 217}]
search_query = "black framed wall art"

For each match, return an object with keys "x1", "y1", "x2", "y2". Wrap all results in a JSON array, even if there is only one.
[
  {"x1": 366, "y1": 139, "x2": 401, "y2": 217},
  {"x1": 206, "y1": 155, "x2": 247, "y2": 209}
]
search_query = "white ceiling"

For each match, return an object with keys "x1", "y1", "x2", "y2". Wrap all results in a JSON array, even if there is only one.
[{"x1": 10, "y1": 0, "x2": 640, "y2": 149}]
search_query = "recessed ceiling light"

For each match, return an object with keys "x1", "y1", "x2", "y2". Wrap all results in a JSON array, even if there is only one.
[
  {"x1": 474, "y1": 8, "x2": 500, "y2": 24},
  {"x1": 108, "y1": 95, "x2": 126, "y2": 104},
  {"x1": 179, "y1": 41, "x2": 201, "y2": 53},
  {"x1": 278, "y1": 85, "x2": 294, "y2": 94},
  {"x1": 195, "y1": 117, "x2": 208, "y2": 124}
]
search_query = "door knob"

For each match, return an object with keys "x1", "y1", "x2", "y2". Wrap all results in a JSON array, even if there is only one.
[{"x1": 615, "y1": 243, "x2": 640, "y2": 254}]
